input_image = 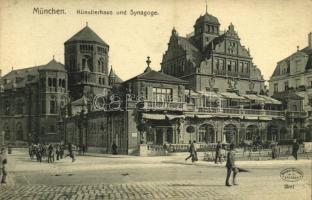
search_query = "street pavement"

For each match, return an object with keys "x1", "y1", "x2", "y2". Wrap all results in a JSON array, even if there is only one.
[{"x1": 0, "y1": 149, "x2": 311, "y2": 200}]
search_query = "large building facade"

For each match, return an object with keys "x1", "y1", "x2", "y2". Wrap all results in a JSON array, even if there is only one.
[
  {"x1": 0, "y1": 10, "x2": 308, "y2": 154},
  {"x1": 269, "y1": 33, "x2": 312, "y2": 141}
]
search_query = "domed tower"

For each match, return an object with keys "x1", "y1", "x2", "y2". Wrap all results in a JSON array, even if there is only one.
[
  {"x1": 64, "y1": 23, "x2": 110, "y2": 100},
  {"x1": 193, "y1": 10, "x2": 220, "y2": 51}
]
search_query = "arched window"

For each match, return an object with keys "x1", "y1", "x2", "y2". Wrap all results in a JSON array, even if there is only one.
[
  {"x1": 48, "y1": 78, "x2": 52, "y2": 87},
  {"x1": 4, "y1": 100, "x2": 10, "y2": 115},
  {"x1": 53, "y1": 78, "x2": 57, "y2": 87},
  {"x1": 50, "y1": 96, "x2": 57, "y2": 114},
  {"x1": 199, "y1": 124, "x2": 215, "y2": 143},
  {"x1": 267, "y1": 126, "x2": 278, "y2": 141},
  {"x1": 59, "y1": 79, "x2": 62, "y2": 87},
  {"x1": 62, "y1": 79, "x2": 66, "y2": 88},
  {"x1": 3, "y1": 124, "x2": 10, "y2": 140},
  {"x1": 99, "y1": 77, "x2": 102, "y2": 84},
  {"x1": 224, "y1": 124, "x2": 237, "y2": 144},
  {"x1": 246, "y1": 125, "x2": 259, "y2": 141}
]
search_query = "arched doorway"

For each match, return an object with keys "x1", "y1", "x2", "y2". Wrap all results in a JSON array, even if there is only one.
[
  {"x1": 267, "y1": 125, "x2": 278, "y2": 141},
  {"x1": 16, "y1": 123, "x2": 23, "y2": 141},
  {"x1": 246, "y1": 125, "x2": 259, "y2": 141},
  {"x1": 199, "y1": 124, "x2": 215, "y2": 143},
  {"x1": 224, "y1": 124, "x2": 237, "y2": 144},
  {"x1": 306, "y1": 125, "x2": 312, "y2": 142}
]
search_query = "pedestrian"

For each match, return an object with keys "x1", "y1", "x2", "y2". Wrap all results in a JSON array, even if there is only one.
[
  {"x1": 81, "y1": 144, "x2": 86, "y2": 156},
  {"x1": 67, "y1": 143, "x2": 76, "y2": 162},
  {"x1": 55, "y1": 145, "x2": 60, "y2": 161},
  {"x1": 292, "y1": 139, "x2": 299, "y2": 160},
  {"x1": 191, "y1": 140, "x2": 198, "y2": 162},
  {"x1": 185, "y1": 140, "x2": 193, "y2": 162},
  {"x1": 112, "y1": 142, "x2": 118, "y2": 155},
  {"x1": 47, "y1": 144, "x2": 54, "y2": 163},
  {"x1": 35, "y1": 144, "x2": 42, "y2": 163},
  {"x1": 0, "y1": 148, "x2": 8, "y2": 184},
  {"x1": 225, "y1": 143, "x2": 238, "y2": 186},
  {"x1": 215, "y1": 141, "x2": 222, "y2": 164}
]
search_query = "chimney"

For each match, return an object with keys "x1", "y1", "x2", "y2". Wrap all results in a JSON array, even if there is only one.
[{"x1": 309, "y1": 32, "x2": 312, "y2": 48}]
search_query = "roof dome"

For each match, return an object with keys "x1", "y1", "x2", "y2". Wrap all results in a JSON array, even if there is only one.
[{"x1": 195, "y1": 13, "x2": 220, "y2": 25}]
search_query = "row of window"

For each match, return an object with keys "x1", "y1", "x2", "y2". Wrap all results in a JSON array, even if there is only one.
[
  {"x1": 99, "y1": 77, "x2": 106, "y2": 85},
  {"x1": 214, "y1": 59, "x2": 250, "y2": 73},
  {"x1": 68, "y1": 56, "x2": 107, "y2": 74},
  {"x1": 273, "y1": 79, "x2": 310, "y2": 93},
  {"x1": 152, "y1": 87, "x2": 173, "y2": 102},
  {"x1": 163, "y1": 61, "x2": 186, "y2": 76},
  {"x1": 40, "y1": 78, "x2": 66, "y2": 88},
  {"x1": 79, "y1": 45, "x2": 108, "y2": 54}
]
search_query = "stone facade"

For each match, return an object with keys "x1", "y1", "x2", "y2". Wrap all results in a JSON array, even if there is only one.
[
  {"x1": 269, "y1": 32, "x2": 312, "y2": 141},
  {"x1": 161, "y1": 12, "x2": 265, "y2": 95}
]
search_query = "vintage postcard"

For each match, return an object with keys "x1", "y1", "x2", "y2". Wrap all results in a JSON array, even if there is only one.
[{"x1": 0, "y1": 0, "x2": 311, "y2": 199}]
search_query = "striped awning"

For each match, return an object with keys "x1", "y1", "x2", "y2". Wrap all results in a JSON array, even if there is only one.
[{"x1": 142, "y1": 113, "x2": 166, "y2": 120}]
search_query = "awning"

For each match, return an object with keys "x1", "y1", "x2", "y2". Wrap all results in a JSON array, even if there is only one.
[
  {"x1": 244, "y1": 116, "x2": 259, "y2": 120},
  {"x1": 195, "y1": 114, "x2": 213, "y2": 119},
  {"x1": 142, "y1": 113, "x2": 166, "y2": 120},
  {"x1": 219, "y1": 92, "x2": 246, "y2": 100},
  {"x1": 242, "y1": 94, "x2": 265, "y2": 102},
  {"x1": 166, "y1": 114, "x2": 185, "y2": 120},
  {"x1": 259, "y1": 116, "x2": 273, "y2": 121},
  {"x1": 257, "y1": 95, "x2": 282, "y2": 105},
  {"x1": 198, "y1": 91, "x2": 221, "y2": 98}
]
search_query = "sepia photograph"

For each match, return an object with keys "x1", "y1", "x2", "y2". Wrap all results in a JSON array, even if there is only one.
[{"x1": 0, "y1": 0, "x2": 312, "y2": 199}]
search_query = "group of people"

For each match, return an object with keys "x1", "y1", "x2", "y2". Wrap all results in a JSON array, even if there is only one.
[{"x1": 28, "y1": 143, "x2": 80, "y2": 163}]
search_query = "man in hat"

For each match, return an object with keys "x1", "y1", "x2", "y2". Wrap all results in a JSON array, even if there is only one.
[
  {"x1": 225, "y1": 143, "x2": 238, "y2": 186},
  {"x1": 0, "y1": 147, "x2": 8, "y2": 184}
]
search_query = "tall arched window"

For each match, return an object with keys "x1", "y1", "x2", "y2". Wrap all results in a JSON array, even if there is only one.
[
  {"x1": 199, "y1": 124, "x2": 215, "y2": 143},
  {"x1": 50, "y1": 96, "x2": 57, "y2": 114},
  {"x1": 16, "y1": 123, "x2": 23, "y2": 141}
]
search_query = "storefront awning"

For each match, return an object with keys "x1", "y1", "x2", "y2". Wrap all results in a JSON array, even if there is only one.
[
  {"x1": 166, "y1": 114, "x2": 185, "y2": 120},
  {"x1": 198, "y1": 91, "x2": 221, "y2": 98},
  {"x1": 195, "y1": 114, "x2": 213, "y2": 119},
  {"x1": 219, "y1": 92, "x2": 246, "y2": 100},
  {"x1": 259, "y1": 116, "x2": 273, "y2": 121},
  {"x1": 257, "y1": 95, "x2": 282, "y2": 105},
  {"x1": 142, "y1": 113, "x2": 166, "y2": 120},
  {"x1": 244, "y1": 116, "x2": 259, "y2": 120},
  {"x1": 242, "y1": 94, "x2": 265, "y2": 102}
]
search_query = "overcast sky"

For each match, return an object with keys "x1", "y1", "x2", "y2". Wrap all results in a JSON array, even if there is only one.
[{"x1": 0, "y1": 0, "x2": 312, "y2": 81}]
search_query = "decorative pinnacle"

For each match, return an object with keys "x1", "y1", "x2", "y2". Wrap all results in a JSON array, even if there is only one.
[
  {"x1": 53, "y1": 55, "x2": 55, "y2": 60},
  {"x1": 86, "y1": 21, "x2": 88, "y2": 27},
  {"x1": 205, "y1": 0, "x2": 208, "y2": 13},
  {"x1": 146, "y1": 56, "x2": 151, "y2": 67}
]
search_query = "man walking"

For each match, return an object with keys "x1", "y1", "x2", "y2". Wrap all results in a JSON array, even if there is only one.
[
  {"x1": 215, "y1": 141, "x2": 222, "y2": 164},
  {"x1": 0, "y1": 148, "x2": 8, "y2": 184},
  {"x1": 225, "y1": 143, "x2": 238, "y2": 186},
  {"x1": 292, "y1": 139, "x2": 299, "y2": 160}
]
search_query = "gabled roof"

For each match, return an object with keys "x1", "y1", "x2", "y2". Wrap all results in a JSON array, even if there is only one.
[
  {"x1": 65, "y1": 26, "x2": 108, "y2": 46},
  {"x1": 125, "y1": 68, "x2": 187, "y2": 85}
]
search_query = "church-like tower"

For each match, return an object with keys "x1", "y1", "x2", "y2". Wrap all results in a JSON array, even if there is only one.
[{"x1": 64, "y1": 23, "x2": 110, "y2": 101}]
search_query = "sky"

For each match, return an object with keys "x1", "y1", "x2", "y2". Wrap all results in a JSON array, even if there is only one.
[{"x1": 0, "y1": 0, "x2": 312, "y2": 81}]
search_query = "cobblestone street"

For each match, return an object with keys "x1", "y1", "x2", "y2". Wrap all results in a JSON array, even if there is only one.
[{"x1": 0, "y1": 149, "x2": 311, "y2": 200}]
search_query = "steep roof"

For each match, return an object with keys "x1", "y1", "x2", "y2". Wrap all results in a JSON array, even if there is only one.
[
  {"x1": 125, "y1": 68, "x2": 187, "y2": 85},
  {"x1": 109, "y1": 67, "x2": 123, "y2": 83},
  {"x1": 65, "y1": 26, "x2": 108, "y2": 46}
]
